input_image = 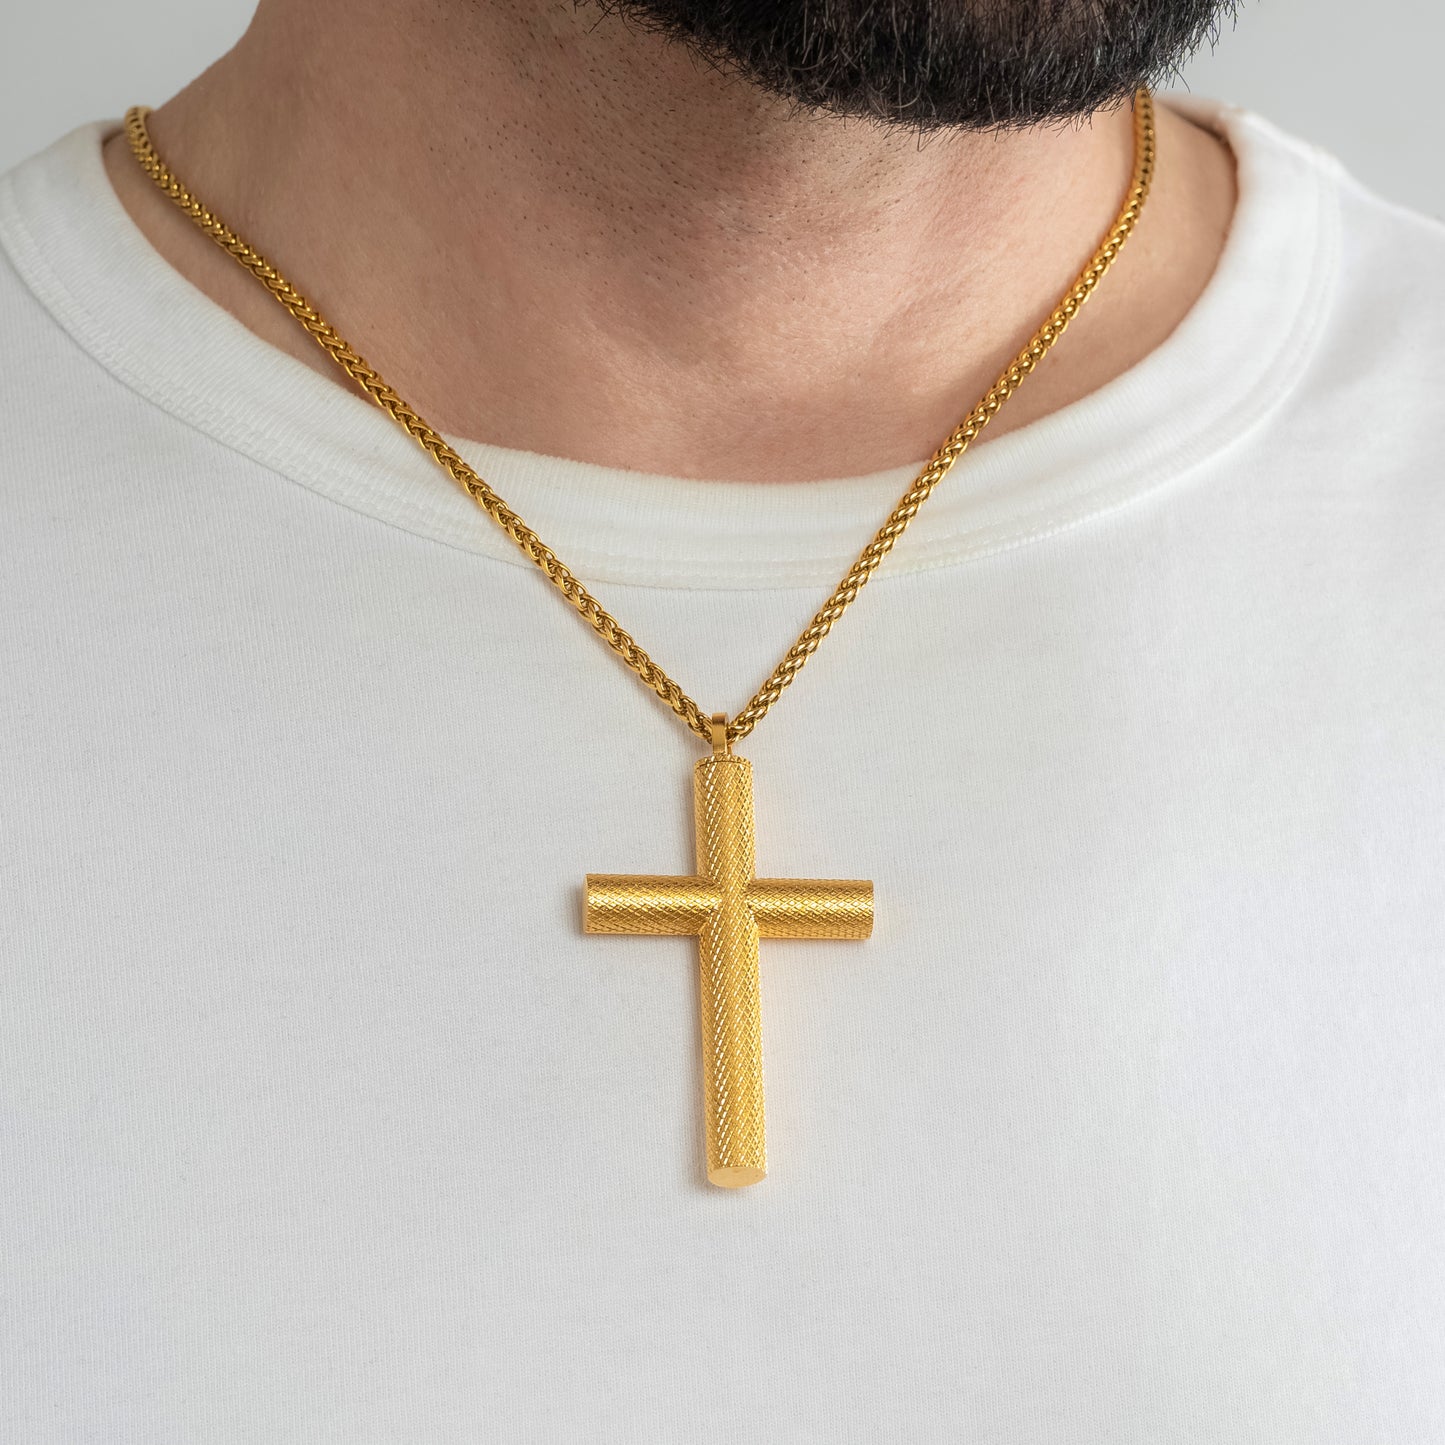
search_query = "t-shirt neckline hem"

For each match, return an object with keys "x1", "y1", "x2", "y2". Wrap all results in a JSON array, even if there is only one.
[{"x1": 0, "y1": 97, "x2": 1339, "y2": 592}]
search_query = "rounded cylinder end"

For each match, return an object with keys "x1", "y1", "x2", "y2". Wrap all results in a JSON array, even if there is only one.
[{"x1": 707, "y1": 1163, "x2": 766, "y2": 1189}]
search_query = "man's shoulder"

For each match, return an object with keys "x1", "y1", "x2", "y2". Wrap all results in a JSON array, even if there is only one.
[
  {"x1": 1232, "y1": 106, "x2": 1445, "y2": 462},
  {"x1": 1329, "y1": 157, "x2": 1445, "y2": 337},
  {"x1": 1297, "y1": 142, "x2": 1445, "y2": 462},
  {"x1": 0, "y1": 223, "x2": 78, "y2": 370},
  {"x1": 0, "y1": 127, "x2": 121, "y2": 433},
  {"x1": 0, "y1": 225, "x2": 123, "y2": 511},
  {"x1": 1185, "y1": 98, "x2": 1445, "y2": 341},
  {"x1": 1240, "y1": 105, "x2": 1445, "y2": 366}
]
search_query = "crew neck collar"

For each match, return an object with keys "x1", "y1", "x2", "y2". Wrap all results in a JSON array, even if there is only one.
[{"x1": 0, "y1": 97, "x2": 1339, "y2": 592}]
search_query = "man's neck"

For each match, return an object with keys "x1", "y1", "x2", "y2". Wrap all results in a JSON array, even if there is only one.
[{"x1": 103, "y1": 0, "x2": 1236, "y2": 482}]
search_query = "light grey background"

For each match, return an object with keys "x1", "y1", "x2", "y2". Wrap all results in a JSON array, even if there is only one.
[{"x1": 1, "y1": 1, "x2": 1440, "y2": 218}]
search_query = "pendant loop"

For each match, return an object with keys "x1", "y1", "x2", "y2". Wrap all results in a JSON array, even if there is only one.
[{"x1": 709, "y1": 712, "x2": 731, "y2": 759}]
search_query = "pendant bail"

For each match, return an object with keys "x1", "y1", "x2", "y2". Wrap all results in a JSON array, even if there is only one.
[{"x1": 709, "y1": 712, "x2": 731, "y2": 759}]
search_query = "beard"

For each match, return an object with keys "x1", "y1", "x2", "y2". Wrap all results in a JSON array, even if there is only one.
[{"x1": 587, "y1": 0, "x2": 1235, "y2": 131}]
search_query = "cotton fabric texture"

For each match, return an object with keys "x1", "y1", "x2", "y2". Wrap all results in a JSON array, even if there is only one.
[{"x1": 1, "y1": 98, "x2": 1442, "y2": 1442}]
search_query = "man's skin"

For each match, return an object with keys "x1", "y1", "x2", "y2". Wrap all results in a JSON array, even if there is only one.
[{"x1": 101, "y1": 0, "x2": 1237, "y2": 483}]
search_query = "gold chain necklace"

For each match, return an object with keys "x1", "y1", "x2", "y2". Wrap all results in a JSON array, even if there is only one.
[{"x1": 125, "y1": 92, "x2": 1155, "y2": 1188}]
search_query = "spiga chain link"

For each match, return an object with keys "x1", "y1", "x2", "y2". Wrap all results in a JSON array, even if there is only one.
[{"x1": 125, "y1": 92, "x2": 1154, "y2": 747}]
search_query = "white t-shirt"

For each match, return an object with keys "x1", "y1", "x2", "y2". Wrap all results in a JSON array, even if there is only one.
[{"x1": 2, "y1": 98, "x2": 1442, "y2": 1443}]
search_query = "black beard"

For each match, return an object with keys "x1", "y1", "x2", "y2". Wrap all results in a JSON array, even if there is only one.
[{"x1": 587, "y1": 0, "x2": 1236, "y2": 132}]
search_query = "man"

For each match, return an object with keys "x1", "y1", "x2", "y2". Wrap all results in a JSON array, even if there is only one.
[{"x1": 1, "y1": 0, "x2": 1440, "y2": 1438}]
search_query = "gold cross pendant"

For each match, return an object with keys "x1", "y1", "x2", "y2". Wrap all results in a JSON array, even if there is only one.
[{"x1": 585, "y1": 716, "x2": 873, "y2": 1188}]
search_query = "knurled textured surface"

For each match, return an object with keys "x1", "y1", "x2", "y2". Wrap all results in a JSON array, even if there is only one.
[
  {"x1": 749, "y1": 877, "x2": 874, "y2": 939},
  {"x1": 694, "y1": 758, "x2": 766, "y2": 1182},
  {"x1": 584, "y1": 875, "x2": 717, "y2": 934}
]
